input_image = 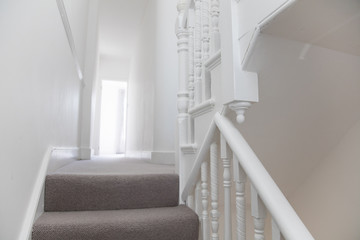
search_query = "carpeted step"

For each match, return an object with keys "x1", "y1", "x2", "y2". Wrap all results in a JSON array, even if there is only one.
[
  {"x1": 45, "y1": 174, "x2": 179, "y2": 211},
  {"x1": 32, "y1": 205, "x2": 199, "y2": 240}
]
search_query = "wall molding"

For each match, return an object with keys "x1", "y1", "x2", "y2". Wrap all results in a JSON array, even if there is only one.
[
  {"x1": 180, "y1": 144, "x2": 198, "y2": 155},
  {"x1": 19, "y1": 147, "x2": 79, "y2": 240},
  {"x1": 204, "y1": 49, "x2": 221, "y2": 71},
  {"x1": 56, "y1": 0, "x2": 83, "y2": 80},
  {"x1": 189, "y1": 98, "x2": 216, "y2": 118},
  {"x1": 79, "y1": 147, "x2": 93, "y2": 160},
  {"x1": 125, "y1": 151, "x2": 152, "y2": 160}
]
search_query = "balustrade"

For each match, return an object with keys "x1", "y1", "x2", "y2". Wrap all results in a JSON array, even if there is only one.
[{"x1": 176, "y1": 1, "x2": 313, "y2": 240}]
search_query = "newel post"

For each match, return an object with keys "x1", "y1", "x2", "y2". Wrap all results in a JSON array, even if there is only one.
[
  {"x1": 219, "y1": 0, "x2": 259, "y2": 123},
  {"x1": 176, "y1": 0, "x2": 191, "y2": 198},
  {"x1": 176, "y1": 0, "x2": 190, "y2": 147}
]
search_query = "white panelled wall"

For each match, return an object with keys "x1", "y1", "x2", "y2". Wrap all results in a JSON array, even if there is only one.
[
  {"x1": 0, "y1": 0, "x2": 91, "y2": 239},
  {"x1": 126, "y1": 0, "x2": 178, "y2": 164}
]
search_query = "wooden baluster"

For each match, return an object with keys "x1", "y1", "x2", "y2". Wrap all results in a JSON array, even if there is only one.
[
  {"x1": 251, "y1": 185, "x2": 267, "y2": 240},
  {"x1": 201, "y1": 0, "x2": 211, "y2": 101},
  {"x1": 194, "y1": 0, "x2": 202, "y2": 105},
  {"x1": 201, "y1": 0, "x2": 210, "y2": 60},
  {"x1": 195, "y1": 180, "x2": 203, "y2": 240},
  {"x1": 210, "y1": 142, "x2": 220, "y2": 240},
  {"x1": 221, "y1": 134, "x2": 232, "y2": 240},
  {"x1": 195, "y1": 180, "x2": 202, "y2": 216},
  {"x1": 233, "y1": 155, "x2": 246, "y2": 240},
  {"x1": 176, "y1": 0, "x2": 190, "y2": 146},
  {"x1": 272, "y1": 219, "x2": 285, "y2": 240},
  {"x1": 188, "y1": 9, "x2": 195, "y2": 109},
  {"x1": 201, "y1": 161, "x2": 210, "y2": 240},
  {"x1": 210, "y1": 0, "x2": 220, "y2": 52},
  {"x1": 187, "y1": 194, "x2": 195, "y2": 210}
]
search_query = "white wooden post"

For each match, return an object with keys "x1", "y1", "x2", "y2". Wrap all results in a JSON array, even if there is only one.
[
  {"x1": 210, "y1": 142, "x2": 220, "y2": 240},
  {"x1": 233, "y1": 155, "x2": 247, "y2": 240},
  {"x1": 219, "y1": 0, "x2": 258, "y2": 108},
  {"x1": 272, "y1": 219, "x2": 285, "y2": 240},
  {"x1": 195, "y1": 180, "x2": 203, "y2": 240},
  {"x1": 187, "y1": 194, "x2": 195, "y2": 210},
  {"x1": 201, "y1": 161, "x2": 210, "y2": 240},
  {"x1": 188, "y1": 9, "x2": 195, "y2": 109},
  {"x1": 251, "y1": 185, "x2": 267, "y2": 240},
  {"x1": 221, "y1": 134, "x2": 232, "y2": 240},
  {"x1": 176, "y1": 0, "x2": 190, "y2": 146},
  {"x1": 194, "y1": 0, "x2": 202, "y2": 105},
  {"x1": 195, "y1": 180, "x2": 202, "y2": 216},
  {"x1": 210, "y1": 0, "x2": 220, "y2": 52},
  {"x1": 201, "y1": 0, "x2": 211, "y2": 101}
]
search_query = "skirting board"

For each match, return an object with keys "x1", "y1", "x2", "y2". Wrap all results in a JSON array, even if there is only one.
[
  {"x1": 125, "y1": 151, "x2": 152, "y2": 160},
  {"x1": 79, "y1": 147, "x2": 93, "y2": 160},
  {"x1": 19, "y1": 147, "x2": 79, "y2": 240},
  {"x1": 125, "y1": 151, "x2": 174, "y2": 165},
  {"x1": 150, "y1": 151, "x2": 175, "y2": 165}
]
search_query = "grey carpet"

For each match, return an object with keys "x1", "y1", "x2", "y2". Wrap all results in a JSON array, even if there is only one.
[
  {"x1": 33, "y1": 161, "x2": 199, "y2": 240},
  {"x1": 45, "y1": 174, "x2": 179, "y2": 211},
  {"x1": 33, "y1": 205, "x2": 199, "y2": 240}
]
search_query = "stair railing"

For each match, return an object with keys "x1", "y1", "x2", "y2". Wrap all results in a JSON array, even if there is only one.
[
  {"x1": 176, "y1": 1, "x2": 313, "y2": 238},
  {"x1": 182, "y1": 108, "x2": 314, "y2": 240}
]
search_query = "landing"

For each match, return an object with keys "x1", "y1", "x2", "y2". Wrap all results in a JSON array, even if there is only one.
[{"x1": 54, "y1": 155, "x2": 175, "y2": 175}]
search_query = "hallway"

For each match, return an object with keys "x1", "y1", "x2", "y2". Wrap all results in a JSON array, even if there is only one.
[{"x1": 54, "y1": 155, "x2": 175, "y2": 175}]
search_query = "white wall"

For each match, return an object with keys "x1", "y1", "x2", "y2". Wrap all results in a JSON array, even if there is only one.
[
  {"x1": 290, "y1": 120, "x2": 360, "y2": 240},
  {"x1": 126, "y1": 0, "x2": 156, "y2": 154},
  {"x1": 99, "y1": 55, "x2": 130, "y2": 81},
  {"x1": 0, "y1": 0, "x2": 89, "y2": 239},
  {"x1": 78, "y1": 0, "x2": 100, "y2": 159},
  {"x1": 240, "y1": 34, "x2": 360, "y2": 196},
  {"x1": 152, "y1": 0, "x2": 178, "y2": 153},
  {"x1": 126, "y1": 0, "x2": 178, "y2": 157}
]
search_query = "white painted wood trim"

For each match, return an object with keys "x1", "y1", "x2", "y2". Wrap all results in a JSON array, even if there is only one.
[
  {"x1": 210, "y1": 142, "x2": 220, "y2": 240},
  {"x1": 241, "y1": 0, "x2": 298, "y2": 70},
  {"x1": 19, "y1": 147, "x2": 80, "y2": 240},
  {"x1": 19, "y1": 147, "x2": 53, "y2": 240},
  {"x1": 181, "y1": 144, "x2": 198, "y2": 154},
  {"x1": 204, "y1": 50, "x2": 221, "y2": 72},
  {"x1": 126, "y1": 151, "x2": 151, "y2": 160},
  {"x1": 241, "y1": 27, "x2": 260, "y2": 69},
  {"x1": 56, "y1": 0, "x2": 83, "y2": 80},
  {"x1": 189, "y1": 98, "x2": 216, "y2": 118},
  {"x1": 251, "y1": 185, "x2": 267, "y2": 240},
  {"x1": 78, "y1": 147, "x2": 93, "y2": 160},
  {"x1": 272, "y1": 218, "x2": 285, "y2": 240},
  {"x1": 181, "y1": 119, "x2": 217, "y2": 201},
  {"x1": 201, "y1": 161, "x2": 210, "y2": 240},
  {"x1": 257, "y1": 0, "x2": 298, "y2": 31},
  {"x1": 221, "y1": 135, "x2": 232, "y2": 240},
  {"x1": 214, "y1": 113, "x2": 314, "y2": 240}
]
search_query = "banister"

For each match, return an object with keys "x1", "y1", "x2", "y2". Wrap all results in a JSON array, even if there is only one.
[
  {"x1": 179, "y1": 0, "x2": 193, "y2": 28},
  {"x1": 181, "y1": 119, "x2": 217, "y2": 202},
  {"x1": 214, "y1": 113, "x2": 314, "y2": 240}
]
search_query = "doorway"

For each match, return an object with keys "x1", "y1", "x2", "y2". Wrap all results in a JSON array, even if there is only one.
[{"x1": 99, "y1": 80, "x2": 127, "y2": 155}]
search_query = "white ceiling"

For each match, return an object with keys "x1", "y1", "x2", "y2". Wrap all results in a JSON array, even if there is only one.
[
  {"x1": 98, "y1": 0, "x2": 149, "y2": 58},
  {"x1": 241, "y1": 33, "x2": 360, "y2": 197},
  {"x1": 263, "y1": 0, "x2": 360, "y2": 57}
]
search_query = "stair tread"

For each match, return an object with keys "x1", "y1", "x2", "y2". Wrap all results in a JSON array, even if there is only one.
[
  {"x1": 33, "y1": 205, "x2": 199, "y2": 240},
  {"x1": 45, "y1": 173, "x2": 179, "y2": 211}
]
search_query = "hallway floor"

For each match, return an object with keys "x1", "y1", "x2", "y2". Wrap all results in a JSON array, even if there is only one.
[{"x1": 54, "y1": 154, "x2": 175, "y2": 175}]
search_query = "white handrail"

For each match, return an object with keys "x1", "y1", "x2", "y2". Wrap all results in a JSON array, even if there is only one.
[
  {"x1": 181, "y1": 119, "x2": 217, "y2": 202},
  {"x1": 214, "y1": 113, "x2": 314, "y2": 240}
]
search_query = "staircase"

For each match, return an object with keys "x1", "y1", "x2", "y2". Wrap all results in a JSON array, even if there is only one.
[{"x1": 32, "y1": 173, "x2": 199, "y2": 240}]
